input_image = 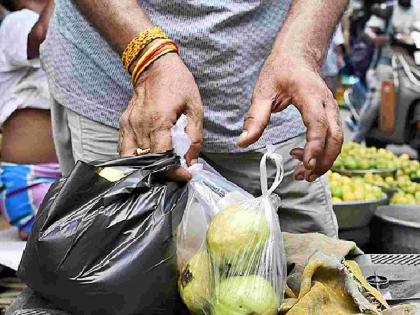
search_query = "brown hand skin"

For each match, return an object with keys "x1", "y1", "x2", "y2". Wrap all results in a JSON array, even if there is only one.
[
  {"x1": 237, "y1": 55, "x2": 343, "y2": 182},
  {"x1": 237, "y1": 0, "x2": 347, "y2": 182},
  {"x1": 71, "y1": 1, "x2": 204, "y2": 181},
  {"x1": 119, "y1": 53, "x2": 204, "y2": 181}
]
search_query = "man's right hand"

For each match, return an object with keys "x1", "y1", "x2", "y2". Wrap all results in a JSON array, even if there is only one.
[{"x1": 118, "y1": 53, "x2": 204, "y2": 180}]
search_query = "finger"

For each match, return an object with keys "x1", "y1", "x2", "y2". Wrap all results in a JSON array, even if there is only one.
[
  {"x1": 290, "y1": 148, "x2": 304, "y2": 161},
  {"x1": 237, "y1": 99, "x2": 272, "y2": 148},
  {"x1": 119, "y1": 129, "x2": 139, "y2": 157},
  {"x1": 299, "y1": 100, "x2": 328, "y2": 171},
  {"x1": 303, "y1": 169, "x2": 317, "y2": 182},
  {"x1": 292, "y1": 155, "x2": 317, "y2": 182},
  {"x1": 293, "y1": 163, "x2": 306, "y2": 181},
  {"x1": 185, "y1": 100, "x2": 204, "y2": 165},
  {"x1": 150, "y1": 128, "x2": 173, "y2": 153},
  {"x1": 119, "y1": 112, "x2": 140, "y2": 157},
  {"x1": 315, "y1": 98, "x2": 343, "y2": 175},
  {"x1": 167, "y1": 167, "x2": 192, "y2": 182},
  {"x1": 128, "y1": 112, "x2": 152, "y2": 152}
]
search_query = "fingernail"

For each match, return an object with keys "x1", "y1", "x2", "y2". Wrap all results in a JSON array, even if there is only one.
[
  {"x1": 309, "y1": 158, "x2": 317, "y2": 170},
  {"x1": 295, "y1": 174, "x2": 304, "y2": 181},
  {"x1": 237, "y1": 131, "x2": 248, "y2": 145},
  {"x1": 308, "y1": 174, "x2": 318, "y2": 182}
]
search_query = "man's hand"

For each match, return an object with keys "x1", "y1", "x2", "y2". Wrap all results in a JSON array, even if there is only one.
[
  {"x1": 238, "y1": 0, "x2": 347, "y2": 182},
  {"x1": 72, "y1": 1, "x2": 204, "y2": 180},
  {"x1": 238, "y1": 54, "x2": 343, "y2": 182},
  {"x1": 119, "y1": 53, "x2": 204, "y2": 180}
]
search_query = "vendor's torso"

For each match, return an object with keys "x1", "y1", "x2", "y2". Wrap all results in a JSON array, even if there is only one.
[{"x1": 42, "y1": 0, "x2": 305, "y2": 153}]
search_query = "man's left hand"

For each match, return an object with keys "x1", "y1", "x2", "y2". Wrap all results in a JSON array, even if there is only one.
[{"x1": 237, "y1": 53, "x2": 343, "y2": 182}]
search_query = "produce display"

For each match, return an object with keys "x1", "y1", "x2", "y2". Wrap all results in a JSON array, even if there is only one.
[
  {"x1": 363, "y1": 173, "x2": 420, "y2": 205},
  {"x1": 396, "y1": 154, "x2": 420, "y2": 180},
  {"x1": 333, "y1": 142, "x2": 398, "y2": 171},
  {"x1": 330, "y1": 144, "x2": 419, "y2": 205},
  {"x1": 327, "y1": 171, "x2": 383, "y2": 203}
]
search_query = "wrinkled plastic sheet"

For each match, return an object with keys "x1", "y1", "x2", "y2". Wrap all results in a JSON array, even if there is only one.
[{"x1": 18, "y1": 152, "x2": 190, "y2": 315}]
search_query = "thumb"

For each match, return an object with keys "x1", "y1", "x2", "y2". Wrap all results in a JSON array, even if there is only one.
[{"x1": 237, "y1": 99, "x2": 272, "y2": 148}]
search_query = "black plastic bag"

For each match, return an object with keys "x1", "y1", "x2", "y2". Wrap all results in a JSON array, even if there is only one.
[{"x1": 18, "y1": 152, "x2": 188, "y2": 315}]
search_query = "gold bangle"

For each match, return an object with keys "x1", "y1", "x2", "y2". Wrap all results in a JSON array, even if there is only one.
[
  {"x1": 132, "y1": 45, "x2": 178, "y2": 87},
  {"x1": 122, "y1": 26, "x2": 167, "y2": 71}
]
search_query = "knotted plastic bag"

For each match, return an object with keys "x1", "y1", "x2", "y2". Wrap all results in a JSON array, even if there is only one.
[{"x1": 173, "y1": 117, "x2": 287, "y2": 315}]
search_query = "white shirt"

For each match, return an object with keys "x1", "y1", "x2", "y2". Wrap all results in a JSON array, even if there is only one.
[
  {"x1": 0, "y1": 9, "x2": 50, "y2": 125},
  {"x1": 392, "y1": 4, "x2": 420, "y2": 33},
  {"x1": 322, "y1": 25, "x2": 345, "y2": 77}
]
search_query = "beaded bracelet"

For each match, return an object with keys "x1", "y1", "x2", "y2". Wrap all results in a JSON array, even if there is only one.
[
  {"x1": 131, "y1": 39, "x2": 178, "y2": 87},
  {"x1": 122, "y1": 26, "x2": 168, "y2": 71}
]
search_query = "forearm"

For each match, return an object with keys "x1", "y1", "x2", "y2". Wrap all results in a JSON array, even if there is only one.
[
  {"x1": 273, "y1": 0, "x2": 348, "y2": 70},
  {"x1": 27, "y1": 0, "x2": 55, "y2": 59},
  {"x1": 72, "y1": 0, "x2": 153, "y2": 54}
]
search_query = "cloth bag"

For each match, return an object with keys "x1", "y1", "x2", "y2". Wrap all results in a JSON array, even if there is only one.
[{"x1": 18, "y1": 152, "x2": 189, "y2": 315}]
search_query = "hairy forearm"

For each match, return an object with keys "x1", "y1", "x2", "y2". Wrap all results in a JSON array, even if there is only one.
[
  {"x1": 273, "y1": 0, "x2": 348, "y2": 70},
  {"x1": 72, "y1": 0, "x2": 153, "y2": 54}
]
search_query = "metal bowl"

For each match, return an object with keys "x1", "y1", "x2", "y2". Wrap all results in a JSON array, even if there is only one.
[
  {"x1": 333, "y1": 195, "x2": 388, "y2": 230},
  {"x1": 332, "y1": 167, "x2": 398, "y2": 178},
  {"x1": 374, "y1": 185, "x2": 399, "y2": 200},
  {"x1": 371, "y1": 205, "x2": 420, "y2": 254}
]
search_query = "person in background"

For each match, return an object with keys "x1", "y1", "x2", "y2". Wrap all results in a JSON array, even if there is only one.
[
  {"x1": 0, "y1": 5, "x2": 6, "y2": 23},
  {"x1": 0, "y1": 0, "x2": 59, "y2": 240},
  {"x1": 322, "y1": 24, "x2": 346, "y2": 97},
  {"x1": 353, "y1": 0, "x2": 420, "y2": 142}
]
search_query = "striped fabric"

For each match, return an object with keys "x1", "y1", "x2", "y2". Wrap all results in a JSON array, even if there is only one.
[{"x1": 0, "y1": 163, "x2": 61, "y2": 233}]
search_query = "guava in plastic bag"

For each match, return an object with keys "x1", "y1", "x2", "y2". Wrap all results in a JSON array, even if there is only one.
[{"x1": 173, "y1": 116, "x2": 287, "y2": 315}]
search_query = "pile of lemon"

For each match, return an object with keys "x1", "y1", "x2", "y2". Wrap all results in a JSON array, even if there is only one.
[
  {"x1": 330, "y1": 151, "x2": 420, "y2": 205},
  {"x1": 363, "y1": 172, "x2": 420, "y2": 205},
  {"x1": 333, "y1": 142, "x2": 398, "y2": 171},
  {"x1": 327, "y1": 171, "x2": 383, "y2": 203}
]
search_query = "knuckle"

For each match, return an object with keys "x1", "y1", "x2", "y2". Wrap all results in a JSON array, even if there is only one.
[
  {"x1": 245, "y1": 115, "x2": 268, "y2": 130},
  {"x1": 331, "y1": 131, "x2": 344, "y2": 147},
  {"x1": 194, "y1": 103, "x2": 204, "y2": 117},
  {"x1": 191, "y1": 138, "x2": 203, "y2": 148},
  {"x1": 309, "y1": 115, "x2": 329, "y2": 130},
  {"x1": 119, "y1": 113, "x2": 130, "y2": 129},
  {"x1": 325, "y1": 89, "x2": 335, "y2": 101}
]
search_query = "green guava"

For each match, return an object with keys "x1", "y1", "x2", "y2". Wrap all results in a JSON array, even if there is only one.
[
  {"x1": 206, "y1": 204, "x2": 269, "y2": 273},
  {"x1": 179, "y1": 251, "x2": 213, "y2": 314},
  {"x1": 212, "y1": 275, "x2": 279, "y2": 315}
]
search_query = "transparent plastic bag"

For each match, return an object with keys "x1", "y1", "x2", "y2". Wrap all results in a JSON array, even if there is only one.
[{"x1": 173, "y1": 115, "x2": 287, "y2": 314}]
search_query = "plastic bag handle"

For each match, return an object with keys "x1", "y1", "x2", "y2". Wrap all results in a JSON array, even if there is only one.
[{"x1": 260, "y1": 145, "x2": 284, "y2": 196}]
